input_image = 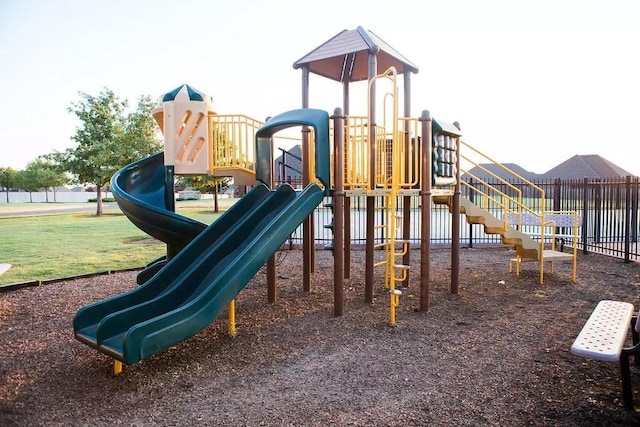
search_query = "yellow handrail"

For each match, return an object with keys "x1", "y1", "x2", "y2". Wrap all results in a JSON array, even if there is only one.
[{"x1": 210, "y1": 114, "x2": 263, "y2": 173}]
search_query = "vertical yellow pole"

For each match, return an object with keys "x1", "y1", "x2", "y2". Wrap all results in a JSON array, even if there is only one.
[
  {"x1": 228, "y1": 299, "x2": 236, "y2": 338},
  {"x1": 389, "y1": 289, "x2": 402, "y2": 326},
  {"x1": 113, "y1": 360, "x2": 122, "y2": 376}
]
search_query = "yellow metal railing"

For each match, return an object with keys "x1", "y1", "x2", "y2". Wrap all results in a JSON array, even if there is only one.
[
  {"x1": 342, "y1": 116, "x2": 372, "y2": 190},
  {"x1": 397, "y1": 117, "x2": 421, "y2": 189},
  {"x1": 460, "y1": 140, "x2": 548, "y2": 225},
  {"x1": 210, "y1": 114, "x2": 263, "y2": 174}
]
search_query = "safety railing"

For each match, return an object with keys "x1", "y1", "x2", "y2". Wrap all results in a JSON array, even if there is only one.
[{"x1": 210, "y1": 114, "x2": 263, "y2": 173}]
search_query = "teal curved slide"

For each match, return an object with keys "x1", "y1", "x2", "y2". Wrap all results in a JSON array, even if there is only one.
[
  {"x1": 111, "y1": 152, "x2": 269, "y2": 283},
  {"x1": 74, "y1": 168, "x2": 324, "y2": 365},
  {"x1": 111, "y1": 151, "x2": 207, "y2": 252}
]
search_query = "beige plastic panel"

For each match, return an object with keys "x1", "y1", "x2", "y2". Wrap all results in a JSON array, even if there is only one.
[{"x1": 161, "y1": 92, "x2": 215, "y2": 175}]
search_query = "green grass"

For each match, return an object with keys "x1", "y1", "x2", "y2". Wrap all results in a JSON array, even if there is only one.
[{"x1": 0, "y1": 204, "x2": 229, "y2": 286}]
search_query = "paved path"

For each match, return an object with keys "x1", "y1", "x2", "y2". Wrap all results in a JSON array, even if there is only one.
[{"x1": 0, "y1": 202, "x2": 120, "y2": 217}]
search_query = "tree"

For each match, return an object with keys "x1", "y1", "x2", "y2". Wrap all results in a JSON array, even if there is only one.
[
  {"x1": 60, "y1": 88, "x2": 162, "y2": 216},
  {"x1": 14, "y1": 161, "x2": 51, "y2": 202},
  {"x1": 0, "y1": 167, "x2": 17, "y2": 203},
  {"x1": 32, "y1": 155, "x2": 70, "y2": 202},
  {"x1": 177, "y1": 175, "x2": 229, "y2": 213},
  {"x1": 116, "y1": 95, "x2": 163, "y2": 165}
]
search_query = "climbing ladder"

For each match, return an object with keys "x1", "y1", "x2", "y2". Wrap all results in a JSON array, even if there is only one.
[{"x1": 372, "y1": 67, "x2": 410, "y2": 324}]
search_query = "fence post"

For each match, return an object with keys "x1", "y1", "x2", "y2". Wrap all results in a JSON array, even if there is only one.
[
  {"x1": 625, "y1": 175, "x2": 631, "y2": 263},
  {"x1": 582, "y1": 177, "x2": 589, "y2": 254},
  {"x1": 633, "y1": 176, "x2": 639, "y2": 245}
]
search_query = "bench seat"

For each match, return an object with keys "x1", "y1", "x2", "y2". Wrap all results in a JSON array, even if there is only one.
[
  {"x1": 571, "y1": 300, "x2": 634, "y2": 362},
  {"x1": 570, "y1": 300, "x2": 640, "y2": 409},
  {"x1": 506, "y1": 211, "x2": 580, "y2": 283}
]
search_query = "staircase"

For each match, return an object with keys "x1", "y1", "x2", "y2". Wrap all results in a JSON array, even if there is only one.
[
  {"x1": 432, "y1": 139, "x2": 579, "y2": 284},
  {"x1": 433, "y1": 196, "x2": 539, "y2": 259}
]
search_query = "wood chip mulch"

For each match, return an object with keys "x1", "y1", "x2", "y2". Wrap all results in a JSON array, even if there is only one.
[{"x1": 2, "y1": 246, "x2": 640, "y2": 426}]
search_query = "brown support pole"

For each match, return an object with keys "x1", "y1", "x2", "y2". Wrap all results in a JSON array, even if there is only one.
[
  {"x1": 401, "y1": 129, "x2": 411, "y2": 287},
  {"x1": 344, "y1": 197, "x2": 352, "y2": 279},
  {"x1": 342, "y1": 82, "x2": 352, "y2": 280},
  {"x1": 303, "y1": 127, "x2": 315, "y2": 274},
  {"x1": 264, "y1": 140, "x2": 277, "y2": 302},
  {"x1": 401, "y1": 72, "x2": 412, "y2": 288},
  {"x1": 333, "y1": 108, "x2": 345, "y2": 316},
  {"x1": 419, "y1": 111, "x2": 432, "y2": 312},
  {"x1": 450, "y1": 122, "x2": 462, "y2": 295},
  {"x1": 365, "y1": 49, "x2": 377, "y2": 304},
  {"x1": 365, "y1": 196, "x2": 375, "y2": 303},
  {"x1": 402, "y1": 196, "x2": 411, "y2": 287},
  {"x1": 302, "y1": 128, "x2": 311, "y2": 292},
  {"x1": 267, "y1": 256, "x2": 276, "y2": 303},
  {"x1": 365, "y1": 120, "x2": 376, "y2": 303},
  {"x1": 300, "y1": 65, "x2": 312, "y2": 292}
]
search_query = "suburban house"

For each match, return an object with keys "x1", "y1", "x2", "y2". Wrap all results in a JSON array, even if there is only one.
[{"x1": 466, "y1": 154, "x2": 634, "y2": 181}]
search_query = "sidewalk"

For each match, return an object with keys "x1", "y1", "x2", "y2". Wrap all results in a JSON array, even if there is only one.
[{"x1": 0, "y1": 202, "x2": 119, "y2": 217}]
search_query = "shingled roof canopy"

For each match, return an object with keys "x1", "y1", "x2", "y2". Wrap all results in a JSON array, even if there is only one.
[
  {"x1": 293, "y1": 26, "x2": 419, "y2": 83},
  {"x1": 540, "y1": 154, "x2": 633, "y2": 180}
]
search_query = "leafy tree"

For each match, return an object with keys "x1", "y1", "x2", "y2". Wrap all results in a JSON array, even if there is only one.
[
  {"x1": 0, "y1": 167, "x2": 17, "y2": 203},
  {"x1": 14, "y1": 161, "x2": 52, "y2": 202},
  {"x1": 60, "y1": 88, "x2": 161, "y2": 216},
  {"x1": 116, "y1": 95, "x2": 163, "y2": 164},
  {"x1": 32, "y1": 155, "x2": 70, "y2": 202}
]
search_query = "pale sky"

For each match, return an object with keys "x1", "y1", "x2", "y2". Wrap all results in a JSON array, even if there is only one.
[{"x1": 1, "y1": 0, "x2": 639, "y2": 176}]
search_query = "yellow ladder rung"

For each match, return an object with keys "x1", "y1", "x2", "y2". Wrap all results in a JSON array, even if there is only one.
[
  {"x1": 374, "y1": 243, "x2": 388, "y2": 249},
  {"x1": 374, "y1": 261, "x2": 387, "y2": 267}
]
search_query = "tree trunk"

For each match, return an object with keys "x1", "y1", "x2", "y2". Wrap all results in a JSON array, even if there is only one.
[
  {"x1": 96, "y1": 184, "x2": 104, "y2": 217},
  {"x1": 29, "y1": 191, "x2": 33, "y2": 203}
]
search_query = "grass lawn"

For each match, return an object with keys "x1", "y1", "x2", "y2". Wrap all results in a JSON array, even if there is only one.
[{"x1": 0, "y1": 199, "x2": 236, "y2": 286}]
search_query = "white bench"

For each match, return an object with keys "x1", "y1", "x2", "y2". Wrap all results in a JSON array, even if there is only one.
[
  {"x1": 506, "y1": 211, "x2": 581, "y2": 245},
  {"x1": 506, "y1": 211, "x2": 581, "y2": 282},
  {"x1": 570, "y1": 300, "x2": 640, "y2": 409}
]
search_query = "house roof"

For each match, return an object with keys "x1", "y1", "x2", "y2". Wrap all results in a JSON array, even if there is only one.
[
  {"x1": 464, "y1": 163, "x2": 538, "y2": 182},
  {"x1": 540, "y1": 154, "x2": 633, "y2": 180},
  {"x1": 293, "y1": 26, "x2": 419, "y2": 82},
  {"x1": 464, "y1": 154, "x2": 632, "y2": 182}
]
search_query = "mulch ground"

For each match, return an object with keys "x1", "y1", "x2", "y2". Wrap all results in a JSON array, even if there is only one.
[{"x1": 2, "y1": 246, "x2": 640, "y2": 426}]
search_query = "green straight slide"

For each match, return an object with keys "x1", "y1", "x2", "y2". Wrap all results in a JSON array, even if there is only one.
[{"x1": 74, "y1": 182, "x2": 324, "y2": 365}]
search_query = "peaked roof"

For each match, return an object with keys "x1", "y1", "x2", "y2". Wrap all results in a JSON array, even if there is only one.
[
  {"x1": 161, "y1": 84, "x2": 209, "y2": 102},
  {"x1": 540, "y1": 154, "x2": 632, "y2": 179},
  {"x1": 464, "y1": 163, "x2": 538, "y2": 181},
  {"x1": 293, "y1": 26, "x2": 419, "y2": 82},
  {"x1": 464, "y1": 154, "x2": 633, "y2": 181}
]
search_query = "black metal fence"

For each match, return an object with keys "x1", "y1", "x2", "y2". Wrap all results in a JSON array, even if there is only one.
[{"x1": 278, "y1": 176, "x2": 640, "y2": 262}]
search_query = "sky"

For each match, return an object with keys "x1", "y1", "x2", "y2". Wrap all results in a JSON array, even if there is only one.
[{"x1": 1, "y1": 0, "x2": 639, "y2": 176}]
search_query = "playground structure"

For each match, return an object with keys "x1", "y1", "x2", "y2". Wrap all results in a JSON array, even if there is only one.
[{"x1": 73, "y1": 26, "x2": 580, "y2": 373}]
